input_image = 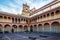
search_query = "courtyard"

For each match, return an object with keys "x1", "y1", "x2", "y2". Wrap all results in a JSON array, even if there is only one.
[{"x1": 0, "y1": 32, "x2": 60, "y2": 40}]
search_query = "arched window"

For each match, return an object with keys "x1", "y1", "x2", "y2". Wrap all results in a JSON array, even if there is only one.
[
  {"x1": 47, "y1": 13, "x2": 49, "y2": 17},
  {"x1": 8, "y1": 17, "x2": 11, "y2": 19},
  {"x1": 12, "y1": 25, "x2": 17, "y2": 28},
  {"x1": 40, "y1": 16, "x2": 42, "y2": 19},
  {"x1": 55, "y1": 10, "x2": 60, "y2": 13},
  {"x1": 55, "y1": 10, "x2": 60, "y2": 14},
  {"x1": 43, "y1": 15, "x2": 46, "y2": 18},
  {"x1": 12, "y1": 18, "x2": 14, "y2": 23},
  {"x1": 15, "y1": 18, "x2": 17, "y2": 23},
  {"x1": 4, "y1": 16, "x2": 7, "y2": 19},
  {"x1": 0, "y1": 16, "x2": 2, "y2": 18},
  {"x1": 51, "y1": 12, "x2": 54, "y2": 16}
]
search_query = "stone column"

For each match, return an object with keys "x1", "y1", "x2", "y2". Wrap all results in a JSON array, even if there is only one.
[
  {"x1": 3, "y1": 16, "x2": 4, "y2": 22},
  {"x1": 54, "y1": 11, "x2": 56, "y2": 19},
  {"x1": 28, "y1": 26, "x2": 30, "y2": 32},
  {"x1": 42, "y1": 24, "x2": 44, "y2": 32},
  {"x1": 10, "y1": 25, "x2": 12, "y2": 33},
  {"x1": 37, "y1": 25, "x2": 38, "y2": 32},
  {"x1": 7, "y1": 16, "x2": 8, "y2": 22},
  {"x1": 33, "y1": 26, "x2": 34, "y2": 32},
  {"x1": 23, "y1": 25, "x2": 24, "y2": 32},
  {"x1": 17, "y1": 25, "x2": 18, "y2": 33},
  {"x1": 50, "y1": 24, "x2": 51, "y2": 32},
  {"x1": 2, "y1": 25, "x2": 4, "y2": 34}
]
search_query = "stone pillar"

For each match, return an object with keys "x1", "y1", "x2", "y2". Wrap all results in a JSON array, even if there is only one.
[
  {"x1": 14, "y1": 18, "x2": 15, "y2": 23},
  {"x1": 33, "y1": 26, "x2": 34, "y2": 32},
  {"x1": 42, "y1": 24, "x2": 44, "y2": 32},
  {"x1": 50, "y1": 24, "x2": 51, "y2": 32},
  {"x1": 23, "y1": 25, "x2": 24, "y2": 32},
  {"x1": 10, "y1": 25, "x2": 12, "y2": 33},
  {"x1": 28, "y1": 26, "x2": 30, "y2": 32},
  {"x1": 17, "y1": 18, "x2": 18, "y2": 23},
  {"x1": 37, "y1": 25, "x2": 38, "y2": 32},
  {"x1": 2, "y1": 25, "x2": 4, "y2": 34},
  {"x1": 3, "y1": 16, "x2": 4, "y2": 22},
  {"x1": 17, "y1": 25, "x2": 18, "y2": 33},
  {"x1": 7, "y1": 16, "x2": 8, "y2": 22},
  {"x1": 54, "y1": 11, "x2": 56, "y2": 19}
]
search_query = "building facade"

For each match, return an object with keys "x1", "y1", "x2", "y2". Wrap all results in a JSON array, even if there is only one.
[{"x1": 0, "y1": 0, "x2": 60, "y2": 33}]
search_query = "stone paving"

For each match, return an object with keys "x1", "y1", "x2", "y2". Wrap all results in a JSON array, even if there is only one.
[{"x1": 1, "y1": 32, "x2": 60, "y2": 40}]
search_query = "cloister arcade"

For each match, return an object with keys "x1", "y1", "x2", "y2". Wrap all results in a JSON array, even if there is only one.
[{"x1": 0, "y1": 5, "x2": 60, "y2": 34}]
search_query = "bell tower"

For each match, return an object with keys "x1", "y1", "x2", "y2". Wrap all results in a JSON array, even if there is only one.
[{"x1": 22, "y1": 3, "x2": 30, "y2": 17}]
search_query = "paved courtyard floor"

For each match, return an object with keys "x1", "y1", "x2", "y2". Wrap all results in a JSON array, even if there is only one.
[{"x1": 0, "y1": 32, "x2": 60, "y2": 40}]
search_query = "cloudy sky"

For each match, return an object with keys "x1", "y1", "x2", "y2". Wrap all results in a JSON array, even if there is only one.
[{"x1": 0, "y1": 0, "x2": 54, "y2": 15}]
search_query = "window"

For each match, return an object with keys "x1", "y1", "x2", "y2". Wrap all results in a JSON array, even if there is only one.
[
  {"x1": 51, "y1": 12, "x2": 54, "y2": 16},
  {"x1": 56, "y1": 10, "x2": 60, "y2": 13},
  {"x1": 4, "y1": 16, "x2": 7, "y2": 19},
  {"x1": 8, "y1": 17, "x2": 10, "y2": 19},
  {"x1": 40, "y1": 16, "x2": 42, "y2": 19},
  {"x1": 0, "y1": 16, "x2": 2, "y2": 18},
  {"x1": 43, "y1": 15, "x2": 46, "y2": 18},
  {"x1": 55, "y1": 10, "x2": 60, "y2": 14},
  {"x1": 12, "y1": 18, "x2": 14, "y2": 23},
  {"x1": 47, "y1": 13, "x2": 49, "y2": 17}
]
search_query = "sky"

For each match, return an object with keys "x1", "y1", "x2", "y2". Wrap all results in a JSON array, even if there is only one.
[{"x1": 0, "y1": 0, "x2": 54, "y2": 15}]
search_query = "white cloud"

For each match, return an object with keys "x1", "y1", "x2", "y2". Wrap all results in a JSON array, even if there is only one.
[
  {"x1": 0, "y1": 5, "x2": 18, "y2": 14},
  {"x1": 0, "y1": 0, "x2": 54, "y2": 15}
]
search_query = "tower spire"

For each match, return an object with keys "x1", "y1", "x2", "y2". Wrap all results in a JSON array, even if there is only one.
[{"x1": 21, "y1": 3, "x2": 30, "y2": 17}]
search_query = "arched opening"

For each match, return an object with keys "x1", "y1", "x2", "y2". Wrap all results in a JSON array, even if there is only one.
[
  {"x1": 0, "y1": 24, "x2": 3, "y2": 33},
  {"x1": 12, "y1": 25, "x2": 17, "y2": 33},
  {"x1": 15, "y1": 18, "x2": 17, "y2": 23},
  {"x1": 47, "y1": 13, "x2": 50, "y2": 17},
  {"x1": 33, "y1": 25, "x2": 37, "y2": 32},
  {"x1": 43, "y1": 15, "x2": 46, "y2": 18},
  {"x1": 51, "y1": 12, "x2": 54, "y2": 16},
  {"x1": 30, "y1": 25, "x2": 33, "y2": 32},
  {"x1": 11, "y1": 28, "x2": 14, "y2": 33},
  {"x1": 18, "y1": 25, "x2": 23, "y2": 32},
  {"x1": 0, "y1": 16, "x2": 3, "y2": 22},
  {"x1": 24, "y1": 25, "x2": 28, "y2": 32},
  {"x1": 55, "y1": 10, "x2": 60, "y2": 18},
  {"x1": 38, "y1": 24, "x2": 42, "y2": 32},
  {"x1": 44, "y1": 23, "x2": 50, "y2": 32},
  {"x1": 4, "y1": 24, "x2": 11, "y2": 33},
  {"x1": 17, "y1": 19, "x2": 20, "y2": 23},
  {"x1": 12, "y1": 18, "x2": 14, "y2": 23},
  {"x1": 55, "y1": 10, "x2": 60, "y2": 14},
  {"x1": 51, "y1": 22, "x2": 60, "y2": 33}
]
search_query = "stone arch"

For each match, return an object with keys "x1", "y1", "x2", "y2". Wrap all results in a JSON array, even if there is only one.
[
  {"x1": 30, "y1": 25, "x2": 33, "y2": 32},
  {"x1": 47, "y1": 13, "x2": 50, "y2": 17},
  {"x1": 33, "y1": 25, "x2": 37, "y2": 32},
  {"x1": 38, "y1": 24, "x2": 42, "y2": 32},
  {"x1": 12, "y1": 25, "x2": 17, "y2": 33},
  {"x1": 4, "y1": 24, "x2": 11, "y2": 33},
  {"x1": 51, "y1": 22, "x2": 60, "y2": 33},
  {"x1": 44, "y1": 23, "x2": 50, "y2": 32},
  {"x1": 24, "y1": 25, "x2": 28, "y2": 32},
  {"x1": 18, "y1": 25, "x2": 23, "y2": 32},
  {"x1": 51, "y1": 12, "x2": 54, "y2": 16},
  {"x1": 55, "y1": 10, "x2": 60, "y2": 18},
  {"x1": 0, "y1": 24, "x2": 3, "y2": 33},
  {"x1": 55, "y1": 10, "x2": 60, "y2": 13}
]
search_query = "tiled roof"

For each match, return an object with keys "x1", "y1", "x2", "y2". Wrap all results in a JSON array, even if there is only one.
[{"x1": 0, "y1": 12, "x2": 28, "y2": 18}]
